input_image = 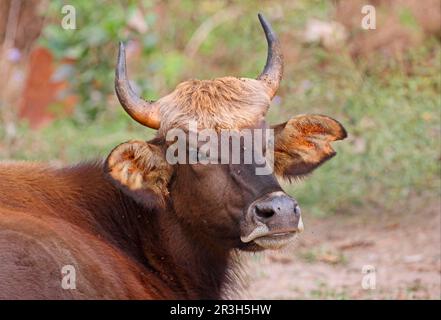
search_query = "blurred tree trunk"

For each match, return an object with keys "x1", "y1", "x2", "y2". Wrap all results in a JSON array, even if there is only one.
[
  {"x1": 0, "y1": 0, "x2": 47, "y2": 155},
  {"x1": 0, "y1": 0, "x2": 46, "y2": 54}
]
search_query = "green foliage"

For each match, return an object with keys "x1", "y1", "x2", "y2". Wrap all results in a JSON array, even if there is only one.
[
  {"x1": 40, "y1": 0, "x2": 160, "y2": 123},
  {"x1": 284, "y1": 39, "x2": 441, "y2": 216}
]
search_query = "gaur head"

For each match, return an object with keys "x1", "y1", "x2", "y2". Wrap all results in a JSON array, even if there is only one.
[{"x1": 105, "y1": 14, "x2": 347, "y2": 251}]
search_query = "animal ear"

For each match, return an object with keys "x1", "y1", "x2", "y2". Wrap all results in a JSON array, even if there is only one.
[
  {"x1": 272, "y1": 114, "x2": 347, "y2": 179},
  {"x1": 105, "y1": 140, "x2": 173, "y2": 207}
]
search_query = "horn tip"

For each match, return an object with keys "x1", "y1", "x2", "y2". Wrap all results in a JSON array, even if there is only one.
[
  {"x1": 257, "y1": 13, "x2": 265, "y2": 25},
  {"x1": 257, "y1": 13, "x2": 275, "y2": 41}
]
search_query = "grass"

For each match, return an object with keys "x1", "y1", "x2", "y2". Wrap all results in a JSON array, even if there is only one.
[
  {"x1": 281, "y1": 39, "x2": 441, "y2": 217},
  {"x1": 308, "y1": 281, "x2": 351, "y2": 300},
  {"x1": 0, "y1": 1, "x2": 440, "y2": 218},
  {"x1": 298, "y1": 247, "x2": 347, "y2": 265}
]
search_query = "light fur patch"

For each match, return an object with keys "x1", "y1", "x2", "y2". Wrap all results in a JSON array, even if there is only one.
[{"x1": 157, "y1": 77, "x2": 271, "y2": 134}]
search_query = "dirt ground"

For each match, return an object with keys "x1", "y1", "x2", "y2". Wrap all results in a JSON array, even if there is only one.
[{"x1": 235, "y1": 197, "x2": 441, "y2": 300}]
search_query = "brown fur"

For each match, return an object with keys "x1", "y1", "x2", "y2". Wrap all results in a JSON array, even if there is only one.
[
  {"x1": 0, "y1": 161, "x2": 239, "y2": 299},
  {"x1": 0, "y1": 112, "x2": 346, "y2": 300},
  {"x1": 157, "y1": 77, "x2": 271, "y2": 134}
]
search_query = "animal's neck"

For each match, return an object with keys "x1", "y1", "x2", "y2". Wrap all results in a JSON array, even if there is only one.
[
  {"x1": 135, "y1": 203, "x2": 233, "y2": 299},
  {"x1": 66, "y1": 163, "x2": 234, "y2": 299}
]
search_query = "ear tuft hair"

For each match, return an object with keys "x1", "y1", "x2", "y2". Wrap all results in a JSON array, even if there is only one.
[{"x1": 105, "y1": 140, "x2": 173, "y2": 207}]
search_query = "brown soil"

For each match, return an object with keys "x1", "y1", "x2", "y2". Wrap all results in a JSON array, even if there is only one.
[{"x1": 235, "y1": 198, "x2": 441, "y2": 299}]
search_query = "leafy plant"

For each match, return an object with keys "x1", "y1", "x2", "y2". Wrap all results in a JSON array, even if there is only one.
[{"x1": 39, "y1": 0, "x2": 160, "y2": 123}]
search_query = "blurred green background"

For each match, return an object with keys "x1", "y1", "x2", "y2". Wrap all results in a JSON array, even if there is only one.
[{"x1": 0, "y1": 0, "x2": 440, "y2": 217}]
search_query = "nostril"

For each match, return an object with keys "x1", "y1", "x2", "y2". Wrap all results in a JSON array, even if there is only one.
[
  {"x1": 254, "y1": 205, "x2": 276, "y2": 220},
  {"x1": 294, "y1": 204, "x2": 301, "y2": 216}
]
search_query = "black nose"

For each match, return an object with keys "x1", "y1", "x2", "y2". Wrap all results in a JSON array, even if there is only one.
[{"x1": 250, "y1": 192, "x2": 302, "y2": 231}]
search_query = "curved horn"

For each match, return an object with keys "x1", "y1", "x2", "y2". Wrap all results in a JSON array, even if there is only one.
[
  {"x1": 115, "y1": 42, "x2": 160, "y2": 129},
  {"x1": 256, "y1": 13, "x2": 283, "y2": 99}
]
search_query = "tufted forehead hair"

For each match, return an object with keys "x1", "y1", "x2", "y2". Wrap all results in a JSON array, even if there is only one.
[{"x1": 156, "y1": 77, "x2": 271, "y2": 135}]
